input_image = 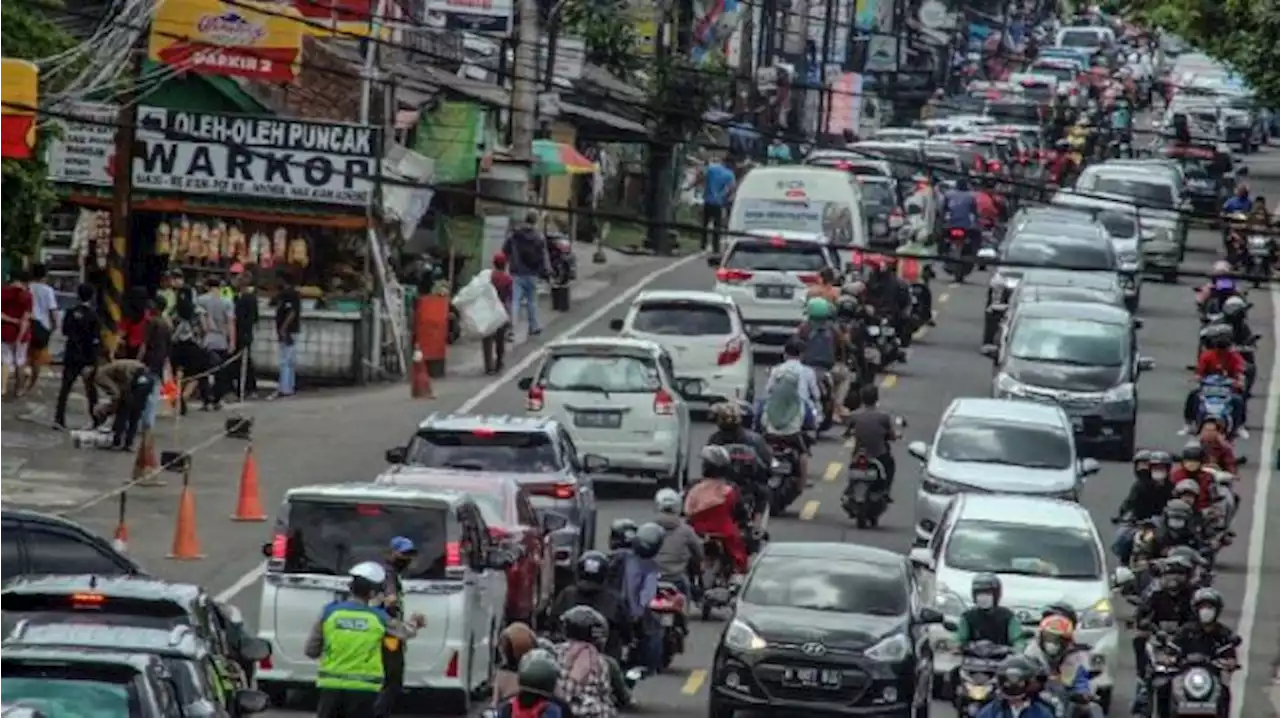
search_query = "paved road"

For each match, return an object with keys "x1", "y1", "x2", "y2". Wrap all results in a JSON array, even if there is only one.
[{"x1": 47, "y1": 158, "x2": 1280, "y2": 717}]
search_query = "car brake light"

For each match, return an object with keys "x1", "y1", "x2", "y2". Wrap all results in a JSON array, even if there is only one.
[
  {"x1": 445, "y1": 651, "x2": 460, "y2": 678},
  {"x1": 270, "y1": 532, "x2": 287, "y2": 560},
  {"x1": 446, "y1": 541, "x2": 462, "y2": 567},
  {"x1": 654, "y1": 388, "x2": 675, "y2": 415},
  {"x1": 71, "y1": 593, "x2": 105, "y2": 607},
  {"x1": 797, "y1": 273, "x2": 820, "y2": 285},
  {"x1": 988, "y1": 161, "x2": 1002, "y2": 172},
  {"x1": 259, "y1": 655, "x2": 273, "y2": 670},
  {"x1": 949, "y1": 228, "x2": 966, "y2": 238},
  {"x1": 718, "y1": 337, "x2": 745, "y2": 365},
  {"x1": 552, "y1": 483, "x2": 576, "y2": 499},
  {"x1": 715, "y1": 268, "x2": 753, "y2": 283},
  {"x1": 769, "y1": 237, "x2": 787, "y2": 248},
  {"x1": 527, "y1": 385, "x2": 545, "y2": 411},
  {"x1": 472, "y1": 427, "x2": 496, "y2": 437}
]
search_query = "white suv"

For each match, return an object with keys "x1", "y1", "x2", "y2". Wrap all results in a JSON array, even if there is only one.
[{"x1": 709, "y1": 232, "x2": 840, "y2": 350}]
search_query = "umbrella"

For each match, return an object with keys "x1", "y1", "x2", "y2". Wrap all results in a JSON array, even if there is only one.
[{"x1": 531, "y1": 139, "x2": 598, "y2": 176}]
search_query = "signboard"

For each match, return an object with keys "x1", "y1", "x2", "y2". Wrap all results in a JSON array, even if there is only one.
[
  {"x1": 290, "y1": 0, "x2": 388, "y2": 38},
  {"x1": 149, "y1": 0, "x2": 305, "y2": 82},
  {"x1": 425, "y1": 0, "x2": 513, "y2": 34},
  {"x1": 536, "y1": 36, "x2": 585, "y2": 81},
  {"x1": 1, "y1": 59, "x2": 38, "y2": 159},
  {"x1": 47, "y1": 103, "x2": 380, "y2": 207}
]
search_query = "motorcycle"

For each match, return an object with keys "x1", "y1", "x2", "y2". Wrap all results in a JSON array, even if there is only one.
[
  {"x1": 546, "y1": 232, "x2": 578, "y2": 285},
  {"x1": 1245, "y1": 234, "x2": 1273, "y2": 287},
  {"x1": 1154, "y1": 636, "x2": 1241, "y2": 717},
  {"x1": 950, "y1": 639, "x2": 1014, "y2": 716},
  {"x1": 840, "y1": 449, "x2": 888, "y2": 528},
  {"x1": 862, "y1": 321, "x2": 886, "y2": 375},
  {"x1": 943, "y1": 227, "x2": 974, "y2": 281},
  {"x1": 698, "y1": 535, "x2": 738, "y2": 620},
  {"x1": 814, "y1": 368, "x2": 836, "y2": 433},
  {"x1": 764, "y1": 439, "x2": 802, "y2": 516},
  {"x1": 648, "y1": 581, "x2": 688, "y2": 669},
  {"x1": 1193, "y1": 375, "x2": 1237, "y2": 436}
]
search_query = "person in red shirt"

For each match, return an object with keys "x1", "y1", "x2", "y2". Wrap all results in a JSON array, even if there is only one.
[
  {"x1": 974, "y1": 177, "x2": 1005, "y2": 229},
  {"x1": 1198, "y1": 419, "x2": 1238, "y2": 474},
  {"x1": 117, "y1": 287, "x2": 152, "y2": 360},
  {"x1": 483, "y1": 252, "x2": 514, "y2": 375},
  {"x1": 1169, "y1": 443, "x2": 1217, "y2": 512},
  {"x1": 1184, "y1": 325, "x2": 1247, "y2": 435},
  {"x1": 683, "y1": 446, "x2": 750, "y2": 574},
  {"x1": 1, "y1": 269, "x2": 33, "y2": 398}
]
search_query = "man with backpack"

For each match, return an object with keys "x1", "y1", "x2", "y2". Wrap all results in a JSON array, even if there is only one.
[{"x1": 502, "y1": 212, "x2": 549, "y2": 339}]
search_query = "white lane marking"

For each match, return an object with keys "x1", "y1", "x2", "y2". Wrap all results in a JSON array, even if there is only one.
[
  {"x1": 1229, "y1": 280, "x2": 1279, "y2": 718},
  {"x1": 215, "y1": 252, "x2": 704, "y2": 603}
]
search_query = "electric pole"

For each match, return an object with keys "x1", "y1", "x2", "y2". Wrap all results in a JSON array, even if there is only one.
[
  {"x1": 105, "y1": 35, "x2": 146, "y2": 354},
  {"x1": 510, "y1": 0, "x2": 540, "y2": 214}
]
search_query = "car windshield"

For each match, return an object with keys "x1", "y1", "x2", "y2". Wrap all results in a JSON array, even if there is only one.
[
  {"x1": 859, "y1": 183, "x2": 897, "y2": 210},
  {"x1": 1096, "y1": 210, "x2": 1138, "y2": 238},
  {"x1": 632, "y1": 301, "x2": 732, "y2": 336},
  {"x1": 805, "y1": 157, "x2": 886, "y2": 177},
  {"x1": 1009, "y1": 317, "x2": 1127, "y2": 366},
  {"x1": 280, "y1": 500, "x2": 449, "y2": 579},
  {"x1": 858, "y1": 146, "x2": 921, "y2": 178},
  {"x1": 742, "y1": 557, "x2": 907, "y2": 615},
  {"x1": 1059, "y1": 31, "x2": 1101, "y2": 48},
  {"x1": 1032, "y1": 64, "x2": 1077, "y2": 83},
  {"x1": 2, "y1": 671, "x2": 138, "y2": 718},
  {"x1": 1180, "y1": 160, "x2": 1211, "y2": 179},
  {"x1": 405, "y1": 430, "x2": 561, "y2": 473},
  {"x1": 935, "y1": 419, "x2": 1073, "y2": 469},
  {"x1": 724, "y1": 242, "x2": 829, "y2": 272},
  {"x1": 1005, "y1": 241, "x2": 1113, "y2": 270},
  {"x1": 1092, "y1": 177, "x2": 1175, "y2": 209},
  {"x1": 944, "y1": 520, "x2": 1102, "y2": 579},
  {"x1": 1025, "y1": 287, "x2": 1113, "y2": 305},
  {"x1": 540, "y1": 353, "x2": 661, "y2": 393}
]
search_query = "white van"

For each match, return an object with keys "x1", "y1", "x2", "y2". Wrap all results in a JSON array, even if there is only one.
[
  {"x1": 255, "y1": 483, "x2": 509, "y2": 713},
  {"x1": 727, "y1": 166, "x2": 866, "y2": 257}
]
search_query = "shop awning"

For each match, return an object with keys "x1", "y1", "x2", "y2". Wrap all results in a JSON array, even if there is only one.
[
  {"x1": 531, "y1": 139, "x2": 597, "y2": 177},
  {"x1": 559, "y1": 102, "x2": 649, "y2": 136}
]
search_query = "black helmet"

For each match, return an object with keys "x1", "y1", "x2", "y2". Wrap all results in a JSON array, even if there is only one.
[
  {"x1": 1191, "y1": 587, "x2": 1224, "y2": 615},
  {"x1": 561, "y1": 605, "x2": 608, "y2": 645},
  {"x1": 1180, "y1": 442, "x2": 1206, "y2": 464},
  {"x1": 1202, "y1": 323, "x2": 1232, "y2": 349},
  {"x1": 632, "y1": 522, "x2": 666, "y2": 559},
  {"x1": 995, "y1": 655, "x2": 1036, "y2": 698},
  {"x1": 971, "y1": 573, "x2": 1002, "y2": 604},
  {"x1": 517, "y1": 649, "x2": 561, "y2": 696},
  {"x1": 1167, "y1": 545, "x2": 1206, "y2": 568},
  {"x1": 576, "y1": 550, "x2": 610, "y2": 586},
  {"x1": 608, "y1": 519, "x2": 638, "y2": 550},
  {"x1": 700, "y1": 444, "x2": 734, "y2": 479},
  {"x1": 1149, "y1": 450, "x2": 1174, "y2": 467},
  {"x1": 1163, "y1": 499, "x2": 1194, "y2": 532}
]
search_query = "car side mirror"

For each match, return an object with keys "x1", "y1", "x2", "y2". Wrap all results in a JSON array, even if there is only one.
[
  {"x1": 918, "y1": 607, "x2": 945, "y2": 624},
  {"x1": 706, "y1": 254, "x2": 722, "y2": 267},
  {"x1": 1133, "y1": 317, "x2": 1144, "y2": 329},
  {"x1": 980, "y1": 344, "x2": 998, "y2": 359},
  {"x1": 517, "y1": 376, "x2": 534, "y2": 391},
  {"x1": 238, "y1": 637, "x2": 272, "y2": 663},
  {"x1": 908, "y1": 547, "x2": 935, "y2": 571},
  {"x1": 541, "y1": 510, "x2": 570, "y2": 533},
  {"x1": 907, "y1": 440, "x2": 929, "y2": 461},
  {"x1": 1138, "y1": 356, "x2": 1155, "y2": 372},
  {"x1": 1079, "y1": 457, "x2": 1101, "y2": 476},
  {"x1": 234, "y1": 690, "x2": 270, "y2": 715},
  {"x1": 1110, "y1": 566, "x2": 1135, "y2": 587},
  {"x1": 385, "y1": 446, "x2": 407, "y2": 464},
  {"x1": 609, "y1": 318, "x2": 624, "y2": 331},
  {"x1": 581, "y1": 453, "x2": 610, "y2": 473}
]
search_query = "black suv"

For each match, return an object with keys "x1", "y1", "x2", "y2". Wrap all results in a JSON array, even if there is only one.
[
  {"x1": 1, "y1": 508, "x2": 143, "y2": 581},
  {"x1": 1, "y1": 575, "x2": 270, "y2": 684}
]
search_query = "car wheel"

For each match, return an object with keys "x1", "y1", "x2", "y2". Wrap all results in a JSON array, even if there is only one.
[
  {"x1": 1117, "y1": 423, "x2": 1137, "y2": 459},
  {"x1": 708, "y1": 691, "x2": 735, "y2": 718}
]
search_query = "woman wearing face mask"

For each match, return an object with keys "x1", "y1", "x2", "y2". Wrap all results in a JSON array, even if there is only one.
[{"x1": 1026, "y1": 616, "x2": 1103, "y2": 717}]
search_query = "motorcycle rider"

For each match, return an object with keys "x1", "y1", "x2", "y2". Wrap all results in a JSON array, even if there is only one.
[
  {"x1": 1197, "y1": 261, "x2": 1241, "y2": 316},
  {"x1": 650, "y1": 488, "x2": 703, "y2": 600},
  {"x1": 806, "y1": 266, "x2": 841, "y2": 303},
  {"x1": 1222, "y1": 295, "x2": 1258, "y2": 395},
  {"x1": 553, "y1": 606, "x2": 623, "y2": 718},
  {"x1": 1112, "y1": 449, "x2": 1174, "y2": 564},
  {"x1": 1170, "y1": 443, "x2": 1221, "y2": 513},
  {"x1": 864, "y1": 256, "x2": 911, "y2": 351},
  {"x1": 941, "y1": 177, "x2": 981, "y2": 270},
  {"x1": 895, "y1": 210, "x2": 936, "y2": 326},
  {"x1": 795, "y1": 297, "x2": 850, "y2": 420},
  {"x1": 950, "y1": 574, "x2": 1026, "y2": 660},
  {"x1": 684, "y1": 446, "x2": 750, "y2": 575},
  {"x1": 705, "y1": 401, "x2": 772, "y2": 528},
  {"x1": 604, "y1": 519, "x2": 637, "y2": 591},
  {"x1": 1222, "y1": 184, "x2": 1252, "y2": 214},
  {"x1": 1172, "y1": 587, "x2": 1241, "y2": 680},
  {"x1": 975, "y1": 175, "x2": 1006, "y2": 233},
  {"x1": 548, "y1": 551, "x2": 632, "y2": 661},
  {"x1": 495, "y1": 649, "x2": 572, "y2": 718},
  {"x1": 1199, "y1": 417, "x2": 1239, "y2": 474},
  {"x1": 844, "y1": 384, "x2": 899, "y2": 498},
  {"x1": 1185, "y1": 323, "x2": 1248, "y2": 437},
  {"x1": 621, "y1": 523, "x2": 664, "y2": 674},
  {"x1": 1024, "y1": 615, "x2": 1103, "y2": 718},
  {"x1": 976, "y1": 656, "x2": 1057, "y2": 718},
  {"x1": 1130, "y1": 552, "x2": 1198, "y2": 706},
  {"x1": 1141, "y1": 499, "x2": 1205, "y2": 562},
  {"x1": 760, "y1": 339, "x2": 821, "y2": 488}
]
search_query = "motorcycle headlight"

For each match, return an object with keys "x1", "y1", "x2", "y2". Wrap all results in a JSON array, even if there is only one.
[
  {"x1": 1182, "y1": 667, "x2": 1215, "y2": 699},
  {"x1": 1078, "y1": 597, "x2": 1115, "y2": 630},
  {"x1": 724, "y1": 619, "x2": 768, "y2": 652},
  {"x1": 1104, "y1": 382, "x2": 1135, "y2": 403},
  {"x1": 865, "y1": 633, "x2": 911, "y2": 662},
  {"x1": 995, "y1": 373, "x2": 1027, "y2": 397},
  {"x1": 1249, "y1": 236, "x2": 1270, "y2": 250}
]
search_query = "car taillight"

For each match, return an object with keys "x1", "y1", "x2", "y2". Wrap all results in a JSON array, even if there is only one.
[
  {"x1": 488, "y1": 526, "x2": 509, "y2": 541},
  {"x1": 797, "y1": 273, "x2": 820, "y2": 285},
  {"x1": 988, "y1": 161, "x2": 1002, "y2": 172},
  {"x1": 949, "y1": 228, "x2": 966, "y2": 238},
  {"x1": 259, "y1": 655, "x2": 273, "y2": 670},
  {"x1": 446, "y1": 541, "x2": 462, "y2": 567},
  {"x1": 718, "y1": 337, "x2": 745, "y2": 366},
  {"x1": 270, "y1": 533, "x2": 287, "y2": 560},
  {"x1": 552, "y1": 483, "x2": 576, "y2": 499},
  {"x1": 654, "y1": 388, "x2": 675, "y2": 415},
  {"x1": 445, "y1": 651, "x2": 460, "y2": 678},
  {"x1": 716, "y1": 268, "x2": 754, "y2": 283},
  {"x1": 855, "y1": 454, "x2": 869, "y2": 468},
  {"x1": 527, "y1": 385, "x2": 545, "y2": 411}
]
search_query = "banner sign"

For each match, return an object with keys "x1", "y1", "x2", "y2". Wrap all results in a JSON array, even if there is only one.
[
  {"x1": 425, "y1": 0, "x2": 514, "y2": 34},
  {"x1": 149, "y1": 0, "x2": 305, "y2": 82},
  {"x1": 1, "y1": 59, "x2": 38, "y2": 160},
  {"x1": 47, "y1": 103, "x2": 379, "y2": 207}
]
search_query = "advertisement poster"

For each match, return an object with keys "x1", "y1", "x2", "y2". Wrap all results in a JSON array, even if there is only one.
[
  {"x1": 692, "y1": 0, "x2": 741, "y2": 63},
  {"x1": 425, "y1": 0, "x2": 514, "y2": 33},
  {"x1": 824, "y1": 72, "x2": 863, "y2": 136},
  {"x1": 149, "y1": 0, "x2": 305, "y2": 83},
  {"x1": 0, "y1": 59, "x2": 38, "y2": 160}
]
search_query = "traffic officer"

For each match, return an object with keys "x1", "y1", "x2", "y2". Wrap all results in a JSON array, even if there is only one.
[
  {"x1": 377, "y1": 536, "x2": 417, "y2": 717},
  {"x1": 304, "y1": 561, "x2": 424, "y2": 718}
]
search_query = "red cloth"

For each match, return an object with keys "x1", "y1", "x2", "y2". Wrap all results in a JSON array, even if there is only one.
[
  {"x1": 1170, "y1": 466, "x2": 1216, "y2": 511},
  {"x1": 1201, "y1": 435, "x2": 1238, "y2": 474},
  {"x1": 490, "y1": 270, "x2": 514, "y2": 310},
  {"x1": 1, "y1": 284, "x2": 32, "y2": 344},
  {"x1": 1196, "y1": 349, "x2": 1246, "y2": 380},
  {"x1": 976, "y1": 191, "x2": 1000, "y2": 225},
  {"x1": 509, "y1": 698, "x2": 551, "y2": 718},
  {"x1": 686, "y1": 484, "x2": 748, "y2": 573},
  {"x1": 119, "y1": 309, "x2": 152, "y2": 355}
]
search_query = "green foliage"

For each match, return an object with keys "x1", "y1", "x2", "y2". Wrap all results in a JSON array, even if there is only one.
[
  {"x1": 560, "y1": 0, "x2": 642, "y2": 78},
  {"x1": 1, "y1": 0, "x2": 80, "y2": 263},
  {"x1": 648, "y1": 54, "x2": 733, "y2": 142}
]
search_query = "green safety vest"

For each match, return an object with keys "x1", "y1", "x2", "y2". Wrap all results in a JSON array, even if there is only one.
[
  {"x1": 219, "y1": 287, "x2": 236, "y2": 302},
  {"x1": 315, "y1": 602, "x2": 387, "y2": 692}
]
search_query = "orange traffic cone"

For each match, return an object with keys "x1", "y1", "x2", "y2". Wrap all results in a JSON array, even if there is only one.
[
  {"x1": 411, "y1": 348, "x2": 433, "y2": 399},
  {"x1": 230, "y1": 446, "x2": 266, "y2": 521},
  {"x1": 167, "y1": 483, "x2": 205, "y2": 560},
  {"x1": 112, "y1": 517, "x2": 129, "y2": 553},
  {"x1": 132, "y1": 435, "x2": 161, "y2": 483}
]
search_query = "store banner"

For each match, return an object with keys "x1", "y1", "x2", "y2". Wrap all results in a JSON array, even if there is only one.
[
  {"x1": 824, "y1": 72, "x2": 863, "y2": 135},
  {"x1": 0, "y1": 59, "x2": 38, "y2": 160},
  {"x1": 148, "y1": 0, "x2": 305, "y2": 83},
  {"x1": 691, "y1": 0, "x2": 740, "y2": 64},
  {"x1": 425, "y1": 0, "x2": 513, "y2": 34},
  {"x1": 413, "y1": 101, "x2": 484, "y2": 185},
  {"x1": 290, "y1": 0, "x2": 387, "y2": 38},
  {"x1": 46, "y1": 103, "x2": 379, "y2": 207}
]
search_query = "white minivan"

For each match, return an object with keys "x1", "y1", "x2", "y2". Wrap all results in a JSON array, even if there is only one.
[
  {"x1": 255, "y1": 483, "x2": 509, "y2": 713},
  {"x1": 726, "y1": 166, "x2": 867, "y2": 256}
]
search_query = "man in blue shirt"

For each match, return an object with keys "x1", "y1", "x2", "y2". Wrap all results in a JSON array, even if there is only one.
[
  {"x1": 1222, "y1": 185, "x2": 1252, "y2": 214},
  {"x1": 697, "y1": 157, "x2": 737, "y2": 253}
]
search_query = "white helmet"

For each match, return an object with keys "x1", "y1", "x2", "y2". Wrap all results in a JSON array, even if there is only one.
[
  {"x1": 655, "y1": 487, "x2": 681, "y2": 514},
  {"x1": 349, "y1": 561, "x2": 387, "y2": 585},
  {"x1": 1223, "y1": 295, "x2": 1247, "y2": 315}
]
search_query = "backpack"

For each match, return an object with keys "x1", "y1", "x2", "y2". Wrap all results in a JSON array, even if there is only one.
[{"x1": 800, "y1": 323, "x2": 837, "y2": 368}]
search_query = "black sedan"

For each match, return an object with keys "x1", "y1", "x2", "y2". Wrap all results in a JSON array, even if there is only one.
[{"x1": 709, "y1": 542, "x2": 943, "y2": 717}]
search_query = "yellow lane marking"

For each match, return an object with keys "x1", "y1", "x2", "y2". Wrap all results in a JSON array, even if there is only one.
[
  {"x1": 879, "y1": 373, "x2": 898, "y2": 389},
  {"x1": 683, "y1": 669, "x2": 707, "y2": 695},
  {"x1": 824, "y1": 462, "x2": 842, "y2": 482},
  {"x1": 939, "y1": 293, "x2": 951, "y2": 304},
  {"x1": 800, "y1": 500, "x2": 821, "y2": 520}
]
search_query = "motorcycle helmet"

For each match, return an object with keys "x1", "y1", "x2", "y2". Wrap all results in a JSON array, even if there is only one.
[
  {"x1": 631, "y1": 522, "x2": 666, "y2": 559},
  {"x1": 1210, "y1": 260, "x2": 1232, "y2": 278},
  {"x1": 1037, "y1": 615, "x2": 1075, "y2": 657},
  {"x1": 1223, "y1": 295, "x2": 1247, "y2": 317},
  {"x1": 971, "y1": 573, "x2": 1002, "y2": 609},
  {"x1": 710, "y1": 401, "x2": 743, "y2": 431},
  {"x1": 837, "y1": 295, "x2": 859, "y2": 317},
  {"x1": 700, "y1": 444, "x2": 734, "y2": 480},
  {"x1": 1191, "y1": 587, "x2": 1224, "y2": 623},
  {"x1": 654, "y1": 487, "x2": 681, "y2": 515},
  {"x1": 806, "y1": 297, "x2": 834, "y2": 321},
  {"x1": 995, "y1": 655, "x2": 1037, "y2": 698},
  {"x1": 1167, "y1": 545, "x2": 1207, "y2": 570},
  {"x1": 348, "y1": 561, "x2": 386, "y2": 598},
  {"x1": 1162, "y1": 499, "x2": 1194, "y2": 533},
  {"x1": 1158, "y1": 553, "x2": 1194, "y2": 591},
  {"x1": 1180, "y1": 442, "x2": 1206, "y2": 472},
  {"x1": 575, "y1": 550, "x2": 610, "y2": 587},
  {"x1": 1041, "y1": 601, "x2": 1079, "y2": 628},
  {"x1": 1202, "y1": 323, "x2": 1233, "y2": 349},
  {"x1": 1149, "y1": 451, "x2": 1173, "y2": 481},
  {"x1": 608, "y1": 518, "x2": 638, "y2": 550},
  {"x1": 1173, "y1": 479, "x2": 1201, "y2": 504},
  {"x1": 517, "y1": 649, "x2": 561, "y2": 696},
  {"x1": 1132, "y1": 448, "x2": 1153, "y2": 476},
  {"x1": 561, "y1": 605, "x2": 609, "y2": 646}
]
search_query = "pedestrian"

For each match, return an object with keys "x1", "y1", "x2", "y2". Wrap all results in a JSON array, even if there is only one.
[
  {"x1": 54, "y1": 283, "x2": 102, "y2": 429},
  {"x1": 25, "y1": 263, "x2": 58, "y2": 395},
  {"x1": 374, "y1": 537, "x2": 417, "y2": 718},
  {"x1": 86, "y1": 357, "x2": 153, "y2": 451},
  {"x1": 274, "y1": 273, "x2": 301, "y2": 399},
  {"x1": 501, "y1": 211, "x2": 548, "y2": 339},
  {"x1": 483, "y1": 252, "x2": 514, "y2": 375},
  {"x1": 168, "y1": 270, "x2": 206, "y2": 415},
  {"x1": 196, "y1": 276, "x2": 235, "y2": 410},
  {"x1": 693, "y1": 156, "x2": 736, "y2": 253},
  {"x1": 138, "y1": 296, "x2": 172, "y2": 436},
  {"x1": 234, "y1": 273, "x2": 260, "y2": 400},
  {"x1": 118, "y1": 287, "x2": 151, "y2": 359},
  {"x1": 1, "y1": 269, "x2": 33, "y2": 399},
  {"x1": 304, "y1": 561, "x2": 424, "y2": 718}
]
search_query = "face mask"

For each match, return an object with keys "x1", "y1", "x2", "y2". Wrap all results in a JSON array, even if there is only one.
[
  {"x1": 974, "y1": 593, "x2": 995, "y2": 609},
  {"x1": 391, "y1": 556, "x2": 413, "y2": 571},
  {"x1": 1198, "y1": 607, "x2": 1216, "y2": 623},
  {"x1": 1152, "y1": 468, "x2": 1169, "y2": 481},
  {"x1": 1041, "y1": 640, "x2": 1062, "y2": 656},
  {"x1": 1167, "y1": 518, "x2": 1186, "y2": 530}
]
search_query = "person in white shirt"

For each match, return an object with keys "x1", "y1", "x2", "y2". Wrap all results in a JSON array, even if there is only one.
[
  {"x1": 25, "y1": 263, "x2": 59, "y2": 394},
  {"x1": 760, "y1": 340, "x2": 820, "y2": 486}
]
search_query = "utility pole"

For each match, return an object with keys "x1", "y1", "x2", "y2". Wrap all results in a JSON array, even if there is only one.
[
  {"x1": 105, "y1": 34, "x2": 146, "y2": 354},
  {"x1": 645, "y1": 1, "x2": 672, "y2": 254},
  {"x1": 510, "y1": 0, "x2": 540, "y2": 213},
  {"x1": 816, "y1": 0, "x2": 834, "y2": 137},
  {"x1": 783, "y1": 0, "x2": 809, "y2": 132}
]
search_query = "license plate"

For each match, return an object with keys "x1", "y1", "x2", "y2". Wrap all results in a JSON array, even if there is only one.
[
  {"x1": 575, "y1": 411, "x2": 622, "y2": 429},
  {"x1": 756, "y1": 285, "x2": 794, "y2": 300},
  {"x1": 783, "y1": 667, "x2": 842, "y2": 689},
  {"x1": 659, "y1": 613, "x2": 675, "y2": 626},
  {"x1": 847, "y1": 469, "x2": 876, "y2": 480}
]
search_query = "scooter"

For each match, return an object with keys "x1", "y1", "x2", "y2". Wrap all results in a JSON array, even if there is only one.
[
  {"x1": 698, "y1": 535, "x2": 738, "y2": 620},
  {"x1": 1193, "y1": 375, "x2": 1238, "y2": 437},
  {"x1": 764, "y1": 440, "x2": 803, "y2": 516},
  {"x1": 840, "y1": 449, "x2": 888, "y2": 529},
  {"x1": 943, "y1": 227, "x2": 974, "y2": 282},
  {"x1": 648, "y1": 582, "x2": 688, "y2": 669}
]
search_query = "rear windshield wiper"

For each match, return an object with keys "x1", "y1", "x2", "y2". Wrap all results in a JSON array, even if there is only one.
[{"x1": 556, "y1": 383, "x2": 612, "y2": 398}]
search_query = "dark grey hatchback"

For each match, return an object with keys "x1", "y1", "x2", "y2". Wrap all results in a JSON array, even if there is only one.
[{"x1": 709, "y1": 542, "x2": 942, "y2": 718}]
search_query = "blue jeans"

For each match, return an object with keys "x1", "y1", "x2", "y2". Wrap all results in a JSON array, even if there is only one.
[
  {"x1": 1111, "y1": 526, "x2": 1135, "y2": 564},
  {"x1": 638, "y1": 613, "x2": 664, "y2": 673},
  {"x1": 511, "y1": 274, "x2": 539, "y2": 334},
  {"x1": 141, "y1": 378, "x2": 160, "y2": 431},
  {"x1": 278, "y1": 342, "x2": 297, "y2": 395}
]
